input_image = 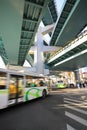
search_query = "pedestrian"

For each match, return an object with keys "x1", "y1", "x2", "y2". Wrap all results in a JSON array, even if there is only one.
[{"x1": 77, "y1": 83, "x2": 80, "y2": 89}]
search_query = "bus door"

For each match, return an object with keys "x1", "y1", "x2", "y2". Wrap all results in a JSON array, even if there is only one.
[
  {"x1": 0, "y1": 72, "x2": 8, "y2": 109},
  {"x1": 8, "y1": 75, "x2": 24, "y2": 105}
]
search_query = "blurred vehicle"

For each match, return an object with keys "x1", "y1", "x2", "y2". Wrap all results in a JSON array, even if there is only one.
[{"x1": 56, "y1": 80, "x2": 66, "y2": 89}]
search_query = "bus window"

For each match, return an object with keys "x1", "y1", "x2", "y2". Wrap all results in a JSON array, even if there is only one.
[
  {"x1": 17, "y1": 78, "x2": 24, "y2": 98},
  {"x1": 9, "y1": 76, "x2": 24, "y2": 100},
  {"x1": 9, "y1": 80, "x2": 16, "y2": 99},
  {"x1": 39, "y1": 80, "x2": 44, "y2": 86},
  {"x1": 26, "y1": 83, "x2": 31, "y2": 88},
  {"x1": 0, "y1": 72, "x2": 6, "y2": 89}
]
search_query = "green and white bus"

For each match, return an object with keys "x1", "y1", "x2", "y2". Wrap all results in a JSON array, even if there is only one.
[
  {"x1": 56, "y1": 80, "x2": 66, "y2": 89},
  {"x1": 0, "y1": 68, "x2": 49, "y2": 110}
]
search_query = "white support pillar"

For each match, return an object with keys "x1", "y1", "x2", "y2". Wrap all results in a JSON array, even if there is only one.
[
  {"x1": 34, "y1": 30, "x2": 44, "y2": 74},
  {"x1": 31, "y1": 26, "x2": 59, "y2": 75},
  {"x1": 74, "y1": 70, "x2": 81, "y2": 83}
]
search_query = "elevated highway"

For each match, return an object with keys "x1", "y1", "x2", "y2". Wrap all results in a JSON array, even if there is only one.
[
  {"x1": 47, "y1": 0, "x2": 87, "y2": 71},
  {"x1": 50, "y1": 0, "x2": 87, "y2": 47},
  {"x1": 47, "y1": 30, "x2": 87, "y2": 71},
  {"x1": 0, "y1": 0, "x2": 87, "y2": 72},
  {"x1": 0, "y1": 0, "x2": 49, "y2": 66}
]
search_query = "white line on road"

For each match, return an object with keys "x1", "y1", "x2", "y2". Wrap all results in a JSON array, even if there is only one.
[
  {"x1": 64, "y1": 98, "x2": 84, "y2": 103},
  {"x1": 64, "y1": 100, "x2": 87, "y2": 106},
  {"x1": 67, "y1": 124, "x2": 76, "y2": 130},
  {"x1": 65, "y1": 104, "x2": 87, "y2": 115},
  {"x1": 65, "y1": 111, "x2": 87, "y2": 126}
]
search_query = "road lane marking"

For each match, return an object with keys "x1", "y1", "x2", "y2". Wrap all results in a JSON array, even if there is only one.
[
  {"x1": 67, "y1": 124, "x2": 76, "y2": 130},
  {"x1": 64, "y1": 98, "x2": 84, "y2": 103},
  {"x1": 65, "y1": 104, "x2": 87, "y2": 115},
  {"x1": 65, "y1": 111, "x2": 87, "y2": 126},
  {"x1": 64, "y1": 100, "x2": 87, "y2": 106}
]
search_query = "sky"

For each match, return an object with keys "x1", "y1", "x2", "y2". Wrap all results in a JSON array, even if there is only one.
[
  {"x1": 0, "y1": 56, "x2": 31, "y2": 69},
  {"x1": 0, "y1": 56, "x2": 6, "y2": 69},
  {"x1": 55, "y1": 0, "x2": 66, "y2": 14},
  {"x1": 23, "y1": 60, "x2": 31, "y2": 67}
]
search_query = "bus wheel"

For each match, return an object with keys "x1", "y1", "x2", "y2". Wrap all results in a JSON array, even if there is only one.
[{"x1": 42, "y1": 90, "x2": 47, "y2": 98}]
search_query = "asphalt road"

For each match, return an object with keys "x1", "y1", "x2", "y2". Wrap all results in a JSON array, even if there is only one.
[{"x1": 0, "y1": 88, "x2": 87, "y2": 130}]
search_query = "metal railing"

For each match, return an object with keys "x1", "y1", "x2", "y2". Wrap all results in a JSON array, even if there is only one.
[{"x1": 48, "y1": 30, "x2": 87, "y2": 61}]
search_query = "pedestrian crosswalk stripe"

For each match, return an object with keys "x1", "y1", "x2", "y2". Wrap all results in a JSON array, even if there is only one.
[
  {"x1": 64, "y1": 98, "x2": 84, "y2": 103},
  {"x1": 65, "y1": 111, "x2": 87, "y2": 126},
  {"x1": 65, "y1": 104, "x2": 87, "y2": 115},
  {"x1": 64, "y1": 100, "x2": 87, "y2": 107},
  {"x1": 67, "y1": 124, "x2": 76, "y2": 130}
]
